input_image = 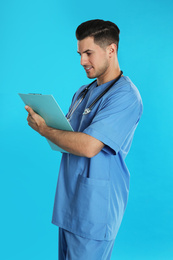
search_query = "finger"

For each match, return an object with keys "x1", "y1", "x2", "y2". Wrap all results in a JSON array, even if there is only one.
[
  {"x1": 25, "y1": 106, "x2": 35, "y2": 117},
  {"x1": 27, "y1": 114, "x2": 33, "y2": 122}
]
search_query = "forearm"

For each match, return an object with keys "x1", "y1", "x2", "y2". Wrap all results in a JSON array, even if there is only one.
[
  {"x1": 25, "y1": 105, "x2": 104, "y2": 157},
  {"x1": 39, "y1": 125, "x2": 104, "y2": 157}
]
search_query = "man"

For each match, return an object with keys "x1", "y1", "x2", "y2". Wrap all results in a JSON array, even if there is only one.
[{"x1": 25, "y1": 19, "x2": 143, "y2": 260}]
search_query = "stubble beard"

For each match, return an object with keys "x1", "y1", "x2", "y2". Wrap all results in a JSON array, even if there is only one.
[{"x1": 86, "y1": 60, "x2": 110, "y2": 81}]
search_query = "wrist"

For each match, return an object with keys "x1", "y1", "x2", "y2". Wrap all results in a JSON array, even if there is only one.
[{"x1": 39, "y1": 123, "x2": 49, "y2": 136}]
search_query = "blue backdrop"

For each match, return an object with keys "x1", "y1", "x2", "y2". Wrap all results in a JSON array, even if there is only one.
[{"x1": 1, "y1": 0, "x2": 173, "y2": 259}]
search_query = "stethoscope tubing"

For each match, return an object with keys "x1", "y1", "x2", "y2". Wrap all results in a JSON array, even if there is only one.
[{"x1": 67, "y1": 71, "x2": 123, "y2": 119}]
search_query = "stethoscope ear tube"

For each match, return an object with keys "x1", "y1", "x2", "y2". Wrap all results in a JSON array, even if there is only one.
[
  {"x1": 83, "y1": 70, "x2": 123, "y2": 115},
  {"x1": 66, "y1": 80, "x2": 96, "y2": 119}
]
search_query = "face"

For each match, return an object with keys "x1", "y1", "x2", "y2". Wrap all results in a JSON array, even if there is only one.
[{"x1": 77, "y1": 37, "x2": 110, "y2": 82}]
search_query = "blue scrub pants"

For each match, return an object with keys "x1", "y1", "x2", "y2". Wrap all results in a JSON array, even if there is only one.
[{"x1": 58, "y1": 228, "x2": 115, "y2": 260}]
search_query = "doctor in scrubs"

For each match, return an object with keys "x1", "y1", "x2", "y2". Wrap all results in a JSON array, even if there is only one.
[{"x1": 25, "y1": 19, "x2": 143, "y2": 260}]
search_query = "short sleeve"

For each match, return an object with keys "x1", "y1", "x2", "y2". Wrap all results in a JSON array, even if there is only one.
[{"x1": 83, "y1": 87, "x2": 143, "y2": 155}]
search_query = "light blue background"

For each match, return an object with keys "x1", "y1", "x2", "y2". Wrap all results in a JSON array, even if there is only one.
[{"x1": 0, "y1": 0, "x2": 173, "y2": 259}]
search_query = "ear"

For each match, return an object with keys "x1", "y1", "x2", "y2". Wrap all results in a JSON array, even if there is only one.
[{"x1": 107, "y1": 43, "x2": 117, "y2": 57}]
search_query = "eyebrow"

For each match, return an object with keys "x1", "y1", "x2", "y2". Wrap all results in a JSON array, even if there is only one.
[{"x1": 77, "y1": 49, "x2": 93, "y2": 54}]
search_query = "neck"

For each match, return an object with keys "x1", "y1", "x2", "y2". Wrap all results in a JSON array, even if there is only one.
[{"x1": 97, "y1": 66, "x2": 121, "y2": 86}]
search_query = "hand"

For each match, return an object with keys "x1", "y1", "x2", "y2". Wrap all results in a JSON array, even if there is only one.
[{"x1": 25, "y1": 106, "x2": 47, "y2": 134}]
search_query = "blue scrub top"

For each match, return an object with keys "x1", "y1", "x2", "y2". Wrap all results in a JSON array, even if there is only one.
[{"x1": 52, "y1": 76, "x2": 143, "y2": 241}]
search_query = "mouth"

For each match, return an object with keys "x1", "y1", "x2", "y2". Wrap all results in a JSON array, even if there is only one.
[{"x1": 84, "y1": 66, "x2": 93, "y2": 72}]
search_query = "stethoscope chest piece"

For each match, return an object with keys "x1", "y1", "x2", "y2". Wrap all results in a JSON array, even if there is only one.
[{"x1": 83, "y1": 108, "x2": 91, "y2": 115}]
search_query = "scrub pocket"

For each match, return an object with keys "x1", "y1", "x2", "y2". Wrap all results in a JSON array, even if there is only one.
[{"x1": 72, "y1": 174, "x2": 110, "y2": 223}]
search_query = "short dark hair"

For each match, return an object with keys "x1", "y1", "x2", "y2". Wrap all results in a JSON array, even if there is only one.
[{"x1": 75, "y1": 19, "x2": 120, "y2": 51}]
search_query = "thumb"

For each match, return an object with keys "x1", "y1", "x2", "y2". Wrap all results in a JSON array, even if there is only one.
[{"x1": 25, "y1": 105, "x2": 35, "y2": 116}]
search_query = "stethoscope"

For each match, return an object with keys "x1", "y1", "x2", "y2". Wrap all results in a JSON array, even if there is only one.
[{"x1": 66, "y1": 70, "x2": 123, "y2": 120}]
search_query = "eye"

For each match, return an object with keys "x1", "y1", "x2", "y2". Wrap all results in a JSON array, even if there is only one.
[{"x1": 87, "y1": 52, "x2": 92, "y2": 56}]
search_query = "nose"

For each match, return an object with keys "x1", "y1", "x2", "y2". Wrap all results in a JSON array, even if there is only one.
[{"x1": 80, "y1": 54, "x2": 88, "y2": 66}]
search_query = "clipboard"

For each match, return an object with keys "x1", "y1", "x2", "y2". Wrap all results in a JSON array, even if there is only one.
[{"x1": 18, "y1": 93, "x2": 73, "y2": 153}]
